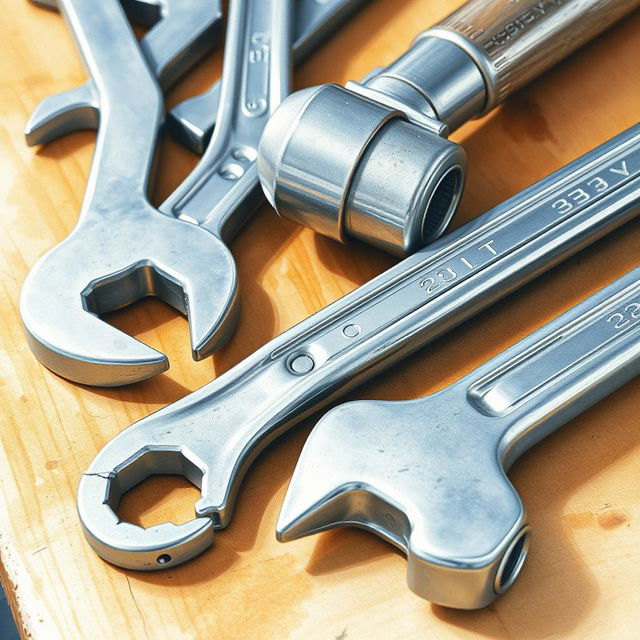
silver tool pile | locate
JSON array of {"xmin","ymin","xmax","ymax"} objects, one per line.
[{"xmin": 22, "ymin": 0, "xmax": 640, "ymax": 611}]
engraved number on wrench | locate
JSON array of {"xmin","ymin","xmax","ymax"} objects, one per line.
[
  {"xmin": 607, "ymin": 302, "xmax": 640, "ymax": 329},
  {"xmin": 552, "ymin": 160, "xmax": 631, "ymax": 215}
]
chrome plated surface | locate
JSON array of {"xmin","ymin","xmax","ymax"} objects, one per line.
[
  {"xmin": 78, "ymin": 125, "xmax": 640, "ymax": 568},
  {"xmin": 21, "ymin": 0, "xmax": 293, "ymax": 386},
  {"xmin": 168, "ymin": 0, "xmax": 368, "ymax": 154},
  {"xmin": 258, "ymin": 0, "xmax": 638, "ymax": 255},
  {"xmin": 278, "ymin": 267, "xmax": 640, "ymax": 609},
  {"xmin": 25, "ymin": 0, "xmax": 223, "ymax": 145}
]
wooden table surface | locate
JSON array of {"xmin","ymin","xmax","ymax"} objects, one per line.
[{"xmin": 1, "ymin": 1, "xmax": 639, "ymax": 638}]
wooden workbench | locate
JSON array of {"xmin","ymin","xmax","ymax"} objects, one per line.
[{"xmin": 1, "ymin": 1, "xmax": 639, "ymax": 638}]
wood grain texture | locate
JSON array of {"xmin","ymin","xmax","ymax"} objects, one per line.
[{"xmin": 1, "ymin": 0, "xmax": 639, "ymax": 638}]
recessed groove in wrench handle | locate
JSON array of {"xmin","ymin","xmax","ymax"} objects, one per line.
[
  {"xmin": 467, "ymin": 269, "xmax": 640, "ymax": 465},
  {"xmin": 161, "ymin": 0, "xmax": 292, "ymax": 238}
]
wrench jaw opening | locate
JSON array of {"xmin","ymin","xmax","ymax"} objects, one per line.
[
  {"xmin": 20, "ymin": 209, "xmax": 240, "ymax": 386},
  {"xmin": 277, "ymin": 398, "xmax": 530, "ymax": 609},
  {"xmin": 78, "ymin": 447, "xmax": 215, "ymax": 571},
  {"xmin": 25, "ymin": 84, "xmax": 100, "ymax": 147},
  {"xmin": 76, "ymin": 390, "xmax": 255, "ymax": 570}
]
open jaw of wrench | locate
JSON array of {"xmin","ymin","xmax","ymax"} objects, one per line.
[
  {"xmin": 168, "ymin": 0, "xmax": 368, "ymax": 154},
  {"xmin": 77, "ymin": 125, "xmax": 640, "ymax": 569},
  {"xmin": 21, "ymin": 0, "xmax": 293, "ymax": 386},
  {"xmin": 25, "ymin": 0, "xmax": 222, "ymax": 146},
  {"xmin": 20, "ymin": 0, "xmax": 241, "ymax": 387},
  {"xmin": 277, "ymin": 268, "xmax": 640, "ymax": 610}
]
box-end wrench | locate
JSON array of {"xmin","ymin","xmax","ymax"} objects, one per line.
[
  {"xmin": 25, "ymin": 0, "xmax": 223, "ymax": 146},
  {"xmin": 258, "ymin": 0, "xmax": 640, "ymax": 256},
  {"xmin": 77, "ymin": 125, "xmax": 640, "ymax": 569},
  {"xmin": 21, "ymin": 0, "xmax": 293, "ymax": 387},
  {"xmin": 277, "ymin": 267, "xmax": 640, "ymax": 609},
  {"xmin": 168, "ymin": 0, "xmax": 369, "ymax": 154}
]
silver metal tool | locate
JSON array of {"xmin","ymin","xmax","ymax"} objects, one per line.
[
  {"xmin": 258, "ymin": 0, "xmax": 639, "ymax": 256},
  {"xmin": 277, "ymin": 267, "xmax": 640, "ymax": 609},
  {"xmin": 26, "ymin": 0, "xmax": 222, "ymax": 145},
  {"xmin": 168, "ymin": 0, "xmax": 368, "ymax": 154},
  {"xmin": 21, "ymin": 0, "xmax": 293, "ymax": 386},
  {"xmin": 77, "ymin": 124, "xmax": 640, "ymax": 569}
]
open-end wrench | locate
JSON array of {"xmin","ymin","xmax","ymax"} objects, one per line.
[
  {"xmin": 21, "ymin": 0, "xmax": 293, "ymax": 387},
  {"xmin": 258, "ymin": 0, "xmax": 640, "ymax": 256},
  {"xmin": 25, "ymin": 0, "xmax": 223, "ymax": 146},
  {"xmin": 168, "ymin": 0, "xmax": 368, "ymax": 154},
  {"xmin": 277, "ymin": 267, "xmax": 640, "ymax": 609},
  {"xmin": 77, "ymin": 124, "xmax": 640, "ymax": 569}
]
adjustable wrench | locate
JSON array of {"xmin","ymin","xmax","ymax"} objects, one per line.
[
  {"xmin": 21, "ymin": 0, "xmax": 293, "ymax": 386},
  {"xmin": 258, "ymin": 0, "xmax": 640, "ymax": 255},
  {"xmin": 168, "ymin": 0, "xmax": 369, "ymax": 154},
  {"xmin": 77, "ymin": 124, "xmax": 640, "ymax": 569},
  {"xmin": 277, "ymin": 267, "xmax": 640, "ymax": 609},
  {"xmin": 25, "ymin": 0, "xmax": 223, "ymax": 145}
]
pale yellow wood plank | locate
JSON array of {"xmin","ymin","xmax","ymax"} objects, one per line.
[{"xmin": 0, "ymin": 0, "xmax": 639, "ymax": 638}]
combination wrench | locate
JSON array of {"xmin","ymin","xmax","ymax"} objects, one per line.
[
  {"xmin": 26, "ymin": 0, "xmax": 223, "ymax": 146},
  {"xmin": 277, "ymin": 267, "xmax": 640, "ymax": 609},
  {"xmin": 258, "ymin": 0, "xmax": 640, "ymax": 255},
  {"xmin": 21, "ymin": 0, "xmax": 293, "ymax": 386},
  {"xmin": 168, "ymin": 0, "xmax": 369, "ymax": 154},
  {"xmin": 77, "ymin": 124, "xmax": 640, "ymax": 569}
]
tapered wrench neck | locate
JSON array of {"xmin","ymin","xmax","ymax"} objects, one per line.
[
  {"xmin": 160, "ymin": 0, "xmax": 293, "ymax": 242},
  {"xmin": 61, "ymin": 0, "xmax": 162, "ymax": 216}
]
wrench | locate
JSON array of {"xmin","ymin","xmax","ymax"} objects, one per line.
[
  {"xmin": 258, "ymin": 0, "xmax": 640, "ymax": 256},
  {"xmin": 277, "ymin": 267, "xmax": 640, "ymax": 609},
  {"xmin": 168, "ymin": 0, "xmax": 369, "ymax": 154},
  {"xmin": 77, "ymin": 124, "xmax": 640, "ymax": 569},
  {"xmin": 25, "ymin": 0, "xmax": 223, "ymax": 146},
  {"xmin": 21, "ymin": 0, "xmax": 293, "ymax": 386}
]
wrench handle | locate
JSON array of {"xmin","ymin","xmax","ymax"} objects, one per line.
[
  {"xmin": 466, "ymin": 267, "xmax": 640, "ymax": 467},
  {"xmin": 433, "ymin": 0, "xmax": 636, "ymax": 108},
  {"xmin": 369, "ymin": 0, "xmax": 639, "ymax": 129}
]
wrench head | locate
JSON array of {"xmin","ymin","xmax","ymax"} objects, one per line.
[
  {"xmin": 277, "ymin": 396, "xmax": 530, "ymax": 609},
  {"xmin": 21, "ymin": 207, "xmax": 238, "ymax": 386}
]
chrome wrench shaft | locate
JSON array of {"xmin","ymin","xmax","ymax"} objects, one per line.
[
  {"xmin": 278, "ymin": 267, "xmax": 640, "ymax": 609},
  {"xmin": 21, "ymin": 0, "xmax": 294, "ymax": 386},
  {"xmin": 25, "ymin": 0, "xmax": 223, "ymax": 146},
  {"xmin": 168, "ymin": 0, "xmax": 368, "ymax": 153},
  {"xmin": 78, "ymin": 124, "xmax": 640, "ymax": 569}
]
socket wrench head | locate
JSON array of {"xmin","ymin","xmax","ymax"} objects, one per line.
[{"xmin": 258, "ymin": 83, "xmax": 465, "ymax": 256}]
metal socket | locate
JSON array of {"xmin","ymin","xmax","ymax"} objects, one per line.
[{"xmin": 258, "ymin": 83, "xmax": 465, "ymax": 256}]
